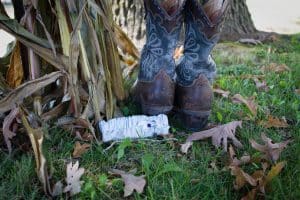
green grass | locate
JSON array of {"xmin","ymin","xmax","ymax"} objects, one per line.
[{"xmin": 1, "ymin": 35, "xmax": 300, "ymax": 199}]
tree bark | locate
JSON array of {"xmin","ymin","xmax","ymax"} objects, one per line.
[
  {"xmin": 220, "ymin": 0, "xmax": 257, "ymax": 41},
  {"xmin": 112, "ymin": 0, "xmax": 146, "ymax": 50}
]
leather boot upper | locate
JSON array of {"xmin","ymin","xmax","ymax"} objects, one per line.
[
  {"xmin": 135, "ymin": 0, "xmax": 186, "ymax": 115},
  {"xmin": 139, "ymin": 0, "xmax": 186, "ymax": 82}
]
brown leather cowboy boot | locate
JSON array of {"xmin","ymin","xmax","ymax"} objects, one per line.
[
  {"xmin": 175, "ymin": 0, "xmax": 228, "ymax": 130},
  {"xmin": 134, "ymin": 0, "xmax": 186, "ymax": 115}
]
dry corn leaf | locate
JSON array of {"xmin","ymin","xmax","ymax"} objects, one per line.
[
  {"xmin": 232, "ymin": 94, "xmax": 258, "ymax": 116},
  {"xmin": 113, "ymin": 22, "xmax": 140, "ymax": 60},
  {"xmin": 250, "ymin": 133, "xmax": 291, "ymax": 162},
  {"xmin": 213, "ymin": 88, "xmax": 230, "ymax": 98},
  {"xmin": 261, "ymin": 63, "xmax": 291, "ymax": 73},
  {"xmin": 0, "ymin": 71, "xmax": 63, "ymax": 113},
  {"xmin": 72, "ymin": 141, "xmax": 90, "ymax": 158},
  {"xmin": 181, "ymin": 121, "xmax": 243, "ymax": 153},
  {"xmin": 21, "ymin": 111, "xmax": 52, "ymax": 196},
  {"xmin": 111, "ymin": 169, "xmax": 146, "ymax": 197},
  {"xmin": 3, "ymin": 107, "xmax": 19, "ymax": 154},
  {"xmin": 6, "ymin": 41, "xmax": 24, "ymax": 88},
  {"xmin": 64, "ymin": 161, "xmax": 85, "ymax": 196},
  {"xmin": 259, "ymin": 115, "xmax": 289, "ymax": 128}
]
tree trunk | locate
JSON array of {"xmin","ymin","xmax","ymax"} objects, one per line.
[
  {"xmin": 112, "ymin": 0, "xmax": 146, "ymax": 50},
  {"xmin": 220, "ymin": 0, "xmax": 257, "ymax": 41},
  {"xmin": 112, "ymin": 0, "xmax": 263, "ymax": 44}
]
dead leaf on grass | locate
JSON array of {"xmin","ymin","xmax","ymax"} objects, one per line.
[
  {"xmin": 213, "ymin": 88, "xmax": 230, "ymax": 98},
  {"xmin": 252, "ymin": 77, "xmax": 269, "ymax": 92},
  {"xmin": 250, "ymin": 133, "xmax": 291, "ymax": 162},
  {"xmin": 295, "ymin": 89, "xmax": 300, "ymax": 95},
  {"xmin": 265, "ymin": 161, "xmax": 286, "ymax": 183},
  {"xmin": 259, "ymin": 115, "xmax": 289, "ymax": 128},
  {"xmin": 63, "ymin": 161, "xmax": 85, "ymax": 196},
  {"xmin": 111, "ymin": 169, "xmax": 146, "ymax": 197},
  {"xmin": 241, "ymin": 189, "xmax": 257, "ymax": 200},
  {"xmin": 181, "ymin": 121, "xmax": 243, "ymax": 153},
  {"xmin": 229, "ymin": 145, "xmax": 251, "ymax": 167},
  {"xmin": 231, "ymin": 161, "xmax": 286, "ymax": 198},
  {"xmin": 230, "ymin": 166, "xmax": 257, "ymax": 190},
  {"xmin": 261, "ymin": 63, "xmax": 291, "ymax": 73},
  {"xmin": 72, "ymin": 142, "xmax": 90, "ymax": 158},
  {"xmin": 232, "ymin": 94, "xmax": 258, "ymax": 116},
  {"xmin": 3, "ymin": 107, "xmax": 19, "ymax": 154}
]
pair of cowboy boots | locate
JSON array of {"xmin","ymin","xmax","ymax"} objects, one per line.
[{"xmin": 135, "ymin": 0, "xmax": 228, "ymax": 131}]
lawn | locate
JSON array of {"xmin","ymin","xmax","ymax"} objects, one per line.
[{"xmin": 0, "ymin": 35, "xmax": 299, "ymax": 199}]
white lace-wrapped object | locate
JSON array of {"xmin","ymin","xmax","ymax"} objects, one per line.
[{"xmin": 99, "ymin": 114, "xmax": 170, "ymax": 142}]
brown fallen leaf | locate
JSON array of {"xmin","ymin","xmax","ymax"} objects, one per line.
[
  {"xmin": 253, "ymin": 162, "xmax": 286, "ymax": 194},
  {"xmin": 232, "ymin": 94, "xmax": 258, "ymax": 116},
  {"xmin": 261, "ymin": 63, "xmax": 291, "ymax": 73},
  {"xmin": 6, "ymin": 41, "xmax": 24, "ymax": 88},
  {"xmin": 295, "ymin": 89, "xmax": 300, "ymax": 95},
  {"xmin": 252, "ymin": 77, "xmax": 269, "ymax": 92},
  {"xmin": 229, "ymin": 166, "xmax": 257, "ymax": 190},
  {"xmin": 241, "ymin": 189, "xmax": 257, "ymax": 200},
  {"xmin": 181, "ymin": 121, "xmax": 243, "ymax": 153},
  {"xmin": 250, "ymin": 133, "xmax": 291, "ymax": 162},
  {"xmin": 229, "ymin": 145, "xmax": 251, "ymax": 167},
  {"xmin": 232, "ymin": 161, "xmax": 286, "ymax": 198},
  {"xmin": 111, "ymin": 169, "xmax": 146, "ymax": 197},
  {"xmin": 213, "ymin": 88, "xmax": 230, "ymax": 98},
  {"xmin": 72, "ymin": 142, "xmax": 90, "ymax": 158},
  {"xmin": 265, "ymin": 161, "xmax": 286, "ymax": 183},
  {"xmin": 3, "ymin": 107, "xmax": 19, "ymax": 154},
  {"xmin": 259, "ymin": 115, "xmax": 289, "ymax": 128},
  {"xmin": 63, "ymin": 161, "xmax": 85, "ymax": 196}
]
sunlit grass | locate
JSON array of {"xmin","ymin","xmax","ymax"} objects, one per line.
[{"xmin": 1, "ymin": 37, "xmax": 299, "ymax": 199}]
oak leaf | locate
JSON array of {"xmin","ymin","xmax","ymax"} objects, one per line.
[
  {"xmin": 259, "ymin": 115, "xmax": 289, "ymax": 128},
  {"xmin": 181, "ymin": 121, "xmax": 243, "ymax": 153},
  {"xmin": 72, "ymin": 142, "xmax": 90, "ymax": 158},
  {"xmin": 229, "ymin": 166, "xmax": 257, "ymax": 190},
  {"xmin": 111, "ymin": 169, "xmax": 146, "ymax": 197},
  {"xmin": 250, "ymin": 133, "xmax": 291, "ymax": 162},
  {"xmin": 232, "ymin": 94, "xmax": 258, "ymax": 116},
  {"xmin": 64, "ymin": 161, "xmax": 85, "ymax": 196}
]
